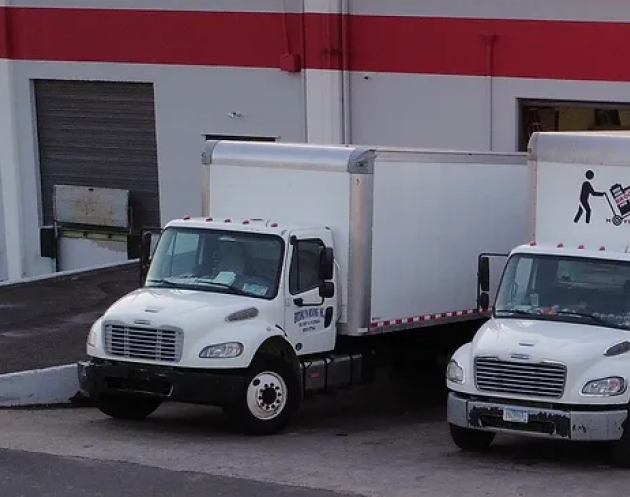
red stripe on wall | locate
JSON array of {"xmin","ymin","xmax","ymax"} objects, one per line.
[
  {"xmin": 0, "ymin": 7, "xmax": 9, "ymax": 59},
  {"xmin": 349, "ymin": 15, "xmax": 630, "ymax": 81},
  {"xmin": 2, "ymin": 7, "xmax": 630, "ymax": 82},
  {"xmin": 6, "ymin": 8, "xmax": 295, "ymax": 67}
]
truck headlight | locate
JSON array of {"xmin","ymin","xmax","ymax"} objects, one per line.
[
  {"xmin": 446, "ymin": 360, "xmax": 465, "ymax": 384},
  {"xmin": 199, "ymin": 342, "xmax": 244, "ymax": 359},
  {"xmin": 581, "ymin": 376, "xmax": 626, "ymax": 396},
  {"xmin": 87, "ymin": 319, "xmax": 102, "ymax": 348}
]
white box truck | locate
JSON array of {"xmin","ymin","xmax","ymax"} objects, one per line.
[
  {"xmin": 447, "ymin": 130, "xmax": 630, "ymax": 467},
  {"xmin": 78, "ymin": 140, "xmax": 529, "ymax": 434}
]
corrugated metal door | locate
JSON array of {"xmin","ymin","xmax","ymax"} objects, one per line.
[{"xmin": 33, "ymin": 80, "xmax": 160, "ymax": 229}]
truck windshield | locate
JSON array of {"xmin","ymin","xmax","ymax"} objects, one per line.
[
  {"xmin": 494, "ymin": 253, "xmax": 630, "ymax": 330},
  {"xmin": 145, "ymin": 227, "xmax": 285, "ymax": 300}
]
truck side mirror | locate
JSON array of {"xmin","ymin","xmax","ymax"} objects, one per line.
[
  {"xmin": 478, "ymin": 292, "xmax": 490, "ymax": 311},
  {"xmin": 319, "ymin": 281, "xmax": 335, "ymax": 299},
  {"xmin": 139, "ymin": 228, "xmax": 162, "ymax": 285},
  {"xmin": 319, "ymin": 247, "xmax": 334, "ymax": 281},
  {"xmin": 478, "ymin": 256, "xmax": 490, "ymax": 293}
]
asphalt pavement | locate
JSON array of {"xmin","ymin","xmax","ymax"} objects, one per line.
[
  {"xmin": 0, "ymin": 263, "xmax": 139, "ymax": 374},
  {"xmin": 0, "ymin": 394, "xmax": 629, "ymax": 497},
  {"xmin": 2, "ymin": 260, "xmax": 630, "ymax": 496},
  {"xmin": 0, "ymin": 447, "xmax": 354, "ymax": 497}
]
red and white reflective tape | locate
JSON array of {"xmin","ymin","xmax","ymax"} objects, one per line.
[{"xmin": 370, "ymin": 308, "xmax": 485, "ymax": 329}]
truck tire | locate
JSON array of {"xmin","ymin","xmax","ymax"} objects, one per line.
[
  {"xmin": 95, "ymin": 393, "xmax": 162, "ymax": 420},
  {"xmin": 449, "ymin": 423, "xmax": 495, "ymax": 451},
  {"xmin": 225, "ymin": 357, "xmax": 301, "ymax": 436}
]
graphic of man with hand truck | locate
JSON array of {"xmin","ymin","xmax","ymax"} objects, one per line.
[{"xmin": 574, "ymin": 170, "xmax": 605, "ymax": 224}]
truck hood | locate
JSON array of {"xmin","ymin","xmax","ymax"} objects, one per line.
[
  {"xmin": 101, "ymin": 287, "xmax": 275, "ymax": 329},
  {"xmin": 473, "ymin": 318, "xmax": 630, "ymax": 364}
]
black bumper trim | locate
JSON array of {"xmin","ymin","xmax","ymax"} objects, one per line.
[{"xmin": 77, "ymin": 359, "xmax": 246, "ymax": 407}]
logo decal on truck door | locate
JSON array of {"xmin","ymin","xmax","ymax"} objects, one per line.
[
  {"xmin": 294, "ymin": 308, "xmax": 325, "ymax": 333},
  {"xmin": 573, "ymin": 170, "xmax": 630, "ymax": 227}
]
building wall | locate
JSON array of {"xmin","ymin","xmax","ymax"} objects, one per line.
[
  {"xmin": 11, "ymin": 62, "xmax": 305, "ymax": 278},
  {"xmin": 345, "ymin": 0, "xmax": 630, "ymax": 148},
  {"xmin": 2, "ymin": 0, "xmax": 630, "ymax": 279},
  {"xmin": 0, "ymin": 175, "xmax": 6, "ymax": 282}
]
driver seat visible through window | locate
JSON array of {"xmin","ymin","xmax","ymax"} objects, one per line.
[{"xmin": 216, "ymin": 241, "xmax": 247, "ymax": 276}]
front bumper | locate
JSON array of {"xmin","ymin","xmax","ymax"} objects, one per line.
[
  {"xmin": 447, "ymin": 392, "xmax": 628, "ymax": 441},
  {"xmin": 78, "ymin": 358, "xmax": 246, "ymax": 407}
]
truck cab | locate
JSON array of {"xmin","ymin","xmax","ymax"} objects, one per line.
[
  {"xmin": 79, "ymin": 217, "xmax": 338, "ymax": 435},
  {"xmin": 140, "ymin": 218, "xmax": 338, "ymax": 360},
  {"xmin": 446, "ymin": 130, "xmax": 630, "ymax": 467}
]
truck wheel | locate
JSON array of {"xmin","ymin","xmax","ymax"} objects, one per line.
[
  {"xmin": 225, "ymin": 357, "xmax": 301, "ymax": 436},
  {"xmin": 95, "ymin": 393, "xmax": 162, "ymax": 420},
  {"xmin": 449, "ymin": 423, "xmax": 495, "ymax": 451}
]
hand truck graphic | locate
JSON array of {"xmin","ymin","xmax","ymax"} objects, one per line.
[{"xmin": 606, "ymin": 183, "xmax": 630, "ymax": 226}]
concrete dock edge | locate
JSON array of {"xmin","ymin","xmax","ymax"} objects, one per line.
[{"xmin": 0, "ymin": 364, "xmax": 86, "ymax": 408}]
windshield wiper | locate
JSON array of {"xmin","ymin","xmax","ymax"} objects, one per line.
[
  {"xmin": 146, "ymin": 278, "xmax": 181, "ymax": 287},
  {"xmin": 495, "ymin": 309, "xmax": 538, "ymax": 317},
  {"xmin": 496, "ymin": 308, "xmax": 628, "ymax": 329},
  {"xmin": 553, "ymin": 309, "xmax": 613, "ymax": 326},
  {"xmin": 193, "ymin": 279, "xmax": 250, "ymax": 296}
]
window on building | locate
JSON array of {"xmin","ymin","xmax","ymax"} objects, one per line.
[{"xmin": 518, "ymin": 99, "xmax": 630, "ymax": 151}]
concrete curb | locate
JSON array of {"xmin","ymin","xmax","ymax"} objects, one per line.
[
  {"xmin": 0, "ymin": 260, "xmax": 139, "ymax": 289},
  {"xmin": 0, "ymin": 364, "xmax": 88, "ymax": 408}
]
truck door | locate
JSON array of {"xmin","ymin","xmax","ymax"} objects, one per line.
[{"xmin": 284, "ymin": 231, "xmax": 337, "ymax": 356}]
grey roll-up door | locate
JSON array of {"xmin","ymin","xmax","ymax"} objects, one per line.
[{"xmin": 34, "ymin": 80, "xmax": 160, "ymax": 229}]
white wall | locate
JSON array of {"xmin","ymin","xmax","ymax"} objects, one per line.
[
  {"xmin": 349, "ymin": 72, "xmax": 630, "ymax": 152},
  {"xmin": 12, "ymin": 61, "xmax": 305, "ymax": 278},
  {"xmin": 8, "ymin": 0, "xmax": 302, "ymax": 12},
  {"xmin": 350, "ymin": 0, "xmax": 630, "ymax": 21},
  {"xmin": 0, "ymin": 175, "xmax": 6, "ymax": 282},
  {"xmin": 11, "ymin": 0, "xmax": 630, "ymax": 19},
  {"xmin": 349, "ymin": 73, "xmax": 488, "ymax": 150},
  {"xmin": 0, "ymin": 56, "xmax": 25, "ymax": 281}
]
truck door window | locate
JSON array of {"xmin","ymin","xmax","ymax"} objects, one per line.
[
  {"xmin": 289, "ymin": 240, "xmax": 323, "ymax": 295},
  {"xmin": 512, "ymin": 257, "xmax": 534, "ymax": 303}
]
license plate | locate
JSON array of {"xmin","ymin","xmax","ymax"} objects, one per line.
[{"xmin": 502, "ymin": 407, "xmax": 529, "ymax": 424}]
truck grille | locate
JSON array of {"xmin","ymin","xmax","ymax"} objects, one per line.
[
  {"xmin": 474, "ymin": 357, "xmax": 566, "ymax": 398},
  {"xmin": 104, "ymin": 324, "xmax": 184, "ymax": 363}
]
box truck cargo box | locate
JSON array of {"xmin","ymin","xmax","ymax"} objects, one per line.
[{"xmin": 202, "ymin": 142, "xmax": 530, "ymax": 335}]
